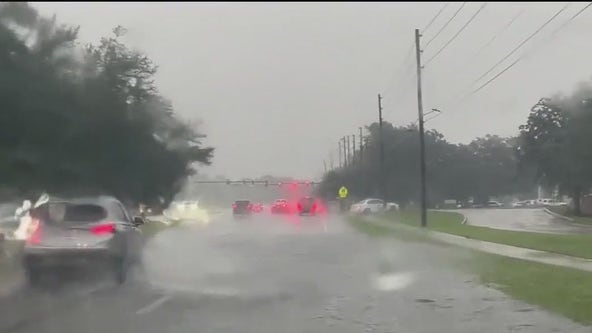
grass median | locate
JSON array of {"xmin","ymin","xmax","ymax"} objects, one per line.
[
  {"xmin": 472, "ymin": 251, "xmax": 592, "ymax": 325},
  {"xmin": 390, "ymin": 210, "xmax": 592, "ymax": 259},
  {"xmin": 350, "ymin": 213, "xmax": 592, "ymax": 325}
]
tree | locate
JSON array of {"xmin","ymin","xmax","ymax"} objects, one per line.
[
  {"xmin": 0, "ymin": 4, "xmax": 214, "ymax": 206},
  {"xmin": 316, "ymin": 121, "xmax": 534, "ymax": 207},
  {"xmin": 518, "ymin": 91, "xmax": 592, "ymax": 215}
]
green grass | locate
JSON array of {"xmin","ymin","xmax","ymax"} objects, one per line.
[
  {"xmin": 347, "ymin": 215, "xmax": 456, "ymax": 247},
  {"xmin": 389, "ymin": 210, "xmax": 592, "ymax": 259},
  {"xmin": 546, "ymin": 205, "xmax": 592, "ymax": 225},
  {"xmin": 350, "ymin": 213, "xmax": 592, "ymax": 325},
  {"xmin": 347, "ymin": 216, "xmax": 395, "ymax": 237},
  {"xmin": 471, "ymin": 251, "xmax": 592, "ymax": 325}
]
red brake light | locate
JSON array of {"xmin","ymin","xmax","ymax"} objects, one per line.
[
  {"xmin": 90, "ymin": 223, "xmax": 115, "ymax": 235},
  {"xmin": 26, "ymin": 219, "xmax": 41, "ymax": 245},
  {"xmin": 297, "ymin": 203, "xmax": 302, "ymax": 211}
]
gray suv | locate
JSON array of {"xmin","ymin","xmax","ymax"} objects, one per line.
[{"xmin": 22, "ymin": 195, "xmax": 145, "ymax": 286}]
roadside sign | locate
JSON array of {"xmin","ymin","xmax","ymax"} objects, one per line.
[{"xmin": 338, "ymin": 186, "xmax": 348, "ymax": 199}]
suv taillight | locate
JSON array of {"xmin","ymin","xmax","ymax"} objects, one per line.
[
  {"xmin": 90, "ymin": 223, "xmax": 115, "ymax": 235},
  {"xmin": 26, "ymin": 219, "xmax": 41, "ymax": 245}
]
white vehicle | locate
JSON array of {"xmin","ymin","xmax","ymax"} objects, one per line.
[
  {"xmin": 537, "ymin": 198, "xmax": 567, "ymax": 207},
  {"xmin": 487, "ymin": 201, "xmax": 503, "ymax": 208},
  {"xmin": 173, "ymin": 201, "xmax": 199, "ymax": 211},
  {"xmin": 350, "ymin": 198, "xmax": 399, "ymax": 215},
  {"xmin": 512, "ymin": 200, "xmax": 530, "ymax": 208}
]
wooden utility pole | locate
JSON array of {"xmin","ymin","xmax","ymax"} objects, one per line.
[
  {"xmin": 378, "ymin": 93, "xmax": 386, "ymax": 207},
  {"xmin": 352, "ymin": 134, "xmax": 356, "ymax": 164},
  {"xmin": 346, "ymin": 135, "xmax": 351, "ymax": 167},
  {"xmin": 342, "ymin": 137, "xmax": 347, "ymax": 167},
  {"xmin": 359, "ymin": 127, "xmax": 363, "ymax": 163},
  {"xmin": 338, "ymin": 140, "xmax": 342, "ymax": 168},
  {"xmin": 415, "ymin": 28, "xmax": 427, "ymax": 228}
]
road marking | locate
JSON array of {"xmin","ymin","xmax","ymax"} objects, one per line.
[{"xmin": 136, "ymin": 294, "xmax": 172, "ymax": 315}]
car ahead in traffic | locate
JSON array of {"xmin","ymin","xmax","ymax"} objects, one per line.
[
  {"xmin": 271, "ymin": 199, "xmax": 290, "ymax": 214},
  {"xmin": 232, "ymin": 200, "xmax": 253, "ymax": 217},
  {"xmin": 251, "ymin": 203, "xmax": 264, "ymax": 213},
  {"xmin": 22, "ymin": 195, "xmax": 145, "ymax": 286},
  {"xmin": 350, "ymin": 198, "xmax": 399, "ymax": 215},
  {"xmin": 297, "ymin": 197, "xmax": 318, "ymax": 216}
]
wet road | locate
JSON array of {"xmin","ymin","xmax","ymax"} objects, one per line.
[
  {"xmin": 0, "ymin": 212, "xmax": 587, "ymax": 332},
  {"xmin": 458, "ymin": 208, "xmax": 592, "ymax": 234}
]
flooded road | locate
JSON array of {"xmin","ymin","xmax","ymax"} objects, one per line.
[
  {"xmin": 458, "ymin": 208, "xmax": 592, "ymax": 234},
  {"xmin": 0, "ymin": 211, "xmax": 587, "ymax": 332}
]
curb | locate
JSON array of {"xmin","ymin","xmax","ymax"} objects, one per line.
[
  {"xmin": 359, "ymin": 216, "xmax": 592, "ymax": 273},
  {"xmin": 429, "ymin": 209, "xmax": 468, "ymax": 225},
  {"xmin": 543, "ymin": 208, "xmax": 575, "ymax": 222}
]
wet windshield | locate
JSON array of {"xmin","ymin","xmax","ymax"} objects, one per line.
[{"xmin": 2, "ymin": 2, "xmax": 592, "ymax": 333}]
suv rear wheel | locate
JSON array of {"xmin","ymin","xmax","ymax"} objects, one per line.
[{"xmin": 112, "ymin": 258, "xmax": 128, "ymax": 285}]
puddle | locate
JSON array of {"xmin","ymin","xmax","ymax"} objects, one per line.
[{"xmin": 372, "ymin": 272, "xmax": 415, "ymax": 291}]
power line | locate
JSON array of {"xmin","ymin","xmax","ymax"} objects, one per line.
[
  {"xmin": 434, "ymin": 7, "xmax": 524, "ymax": 104},
  {"xmin": 467, "ymin": 3, "xmax": 571, "ymax": 89},
  {"xmin": 422, "ymin": 3, "xmax": 450, "ymax": 34},
  {"xmin": 470, "ymin": 8, "xmax": 524, "ymax": 61},
  {"xmin": 424, "ymin": 2, "xmax": 467, "ymax": 48},
  {"xmin": 380, "ymin": 3, "xmax": 454, "ymax": 98},
  {"xmin": 381, "ymin": 41, "xmax": 415, "ymax": 96},
  {"xmin": 467, "ymin": 2, "xmax": 592, "ymax": 97},
  {"xmin": 424, "ymin": 2, "xmax": 488, "ymax": 67}
]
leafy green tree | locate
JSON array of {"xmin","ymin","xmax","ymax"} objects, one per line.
[
  {"xmin": 0, "ymin": 3, "xmax": 213, "ymax": 206},
  {"xmin": 518, "ymin": 91, "xmax": 592, "ymax": 215},
  {"xmin": 317, "ymin": 121, "xmax": 534, "ymax": 207}
]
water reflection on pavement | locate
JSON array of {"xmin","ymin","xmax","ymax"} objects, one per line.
[{"xmin": 0, "ymin": 211, "xmax": 587, "ymax": 333}]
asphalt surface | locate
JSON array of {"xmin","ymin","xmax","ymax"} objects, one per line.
[
  {"xmin": 0, "ymin": 211, "xmax": 587, "ymax": 333},
  {"xmin": 458, "ymin": 208, "xmax": 592, "ymax": 234}
]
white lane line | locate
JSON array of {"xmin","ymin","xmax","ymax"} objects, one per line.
[{"xmin": 136, "ymin": 294, "xmax": 172, "ymax": 315}]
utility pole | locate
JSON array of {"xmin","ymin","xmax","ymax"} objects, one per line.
[
  {"xmin": 378, "ymin": 93, "xmax": 387, "ymax": 207},
  {"xmin": 346, "ymin": 135, "xmax": 351, "ymax": 167},
  {"xmin": 352, "ymin": 134, "xmax": 356, "ymax": 164},
  {"xmin": 338, "ymin": 140, "xmax": 342, "ymax": 168},
  {"xmin": 359, "ymin": 127, "xmax": 364, "ymax": 163},
  {"xmin": 415, "ymin": 28, "xmax": 427, "ymax": 228},
  {"xmin": 342, "ymin": 137, "xmax": 347, "ymax": 168}
]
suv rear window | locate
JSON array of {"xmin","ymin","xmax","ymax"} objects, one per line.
[
  {"xmin": 234, "ymin": 201, "xmax": 250, "ymax": 208},
  {"xmin": 34, "ymin": 203, "xmax": 108, "ymax": 225}
]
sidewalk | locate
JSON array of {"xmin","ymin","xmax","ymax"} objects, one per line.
[{"xmin": 369, "ymin": 218, "xmax": 592, "ymax": 273}]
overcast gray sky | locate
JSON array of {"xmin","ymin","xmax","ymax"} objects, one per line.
[{"xmin": 32, "ymin": 2, "xmax": 592, "ymax": 180}]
